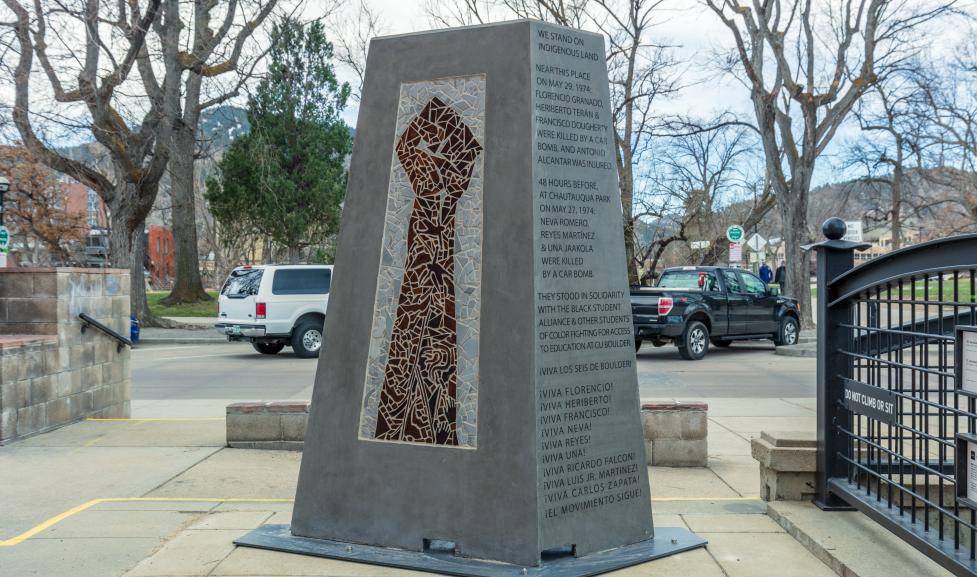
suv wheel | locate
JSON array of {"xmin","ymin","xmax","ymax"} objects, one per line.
[
  {"xmin": 678, "ymin": 321, "xmax": 709, "ymax": 360},
  {"xmin": 252, "ymin": 342, "xmax": 285, "ymax": 355},
  {"xmin": 774, "ymin": 316, "xmax": 800, "ymax": 346},
  {"xmin": 292, "ymin": 319, "xmax": 323, "ymax": 358}
]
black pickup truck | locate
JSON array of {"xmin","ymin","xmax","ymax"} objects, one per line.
[{"xmin": 632, "ymin": 266, "xmax": 801, "ymax": 360}]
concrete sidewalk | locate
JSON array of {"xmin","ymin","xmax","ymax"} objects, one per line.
[
  {"xmin": 138, "ymin": 326, "xmax": 227, "ymax": 345},
  {"xmin": 0, "ymin": 398, "xmax": 948, "ymax": 577}
]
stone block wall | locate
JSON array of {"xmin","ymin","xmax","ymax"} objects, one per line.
[
  {"xmin": 751, "ymin": 430, "xmax": 816, "ymax": 501},
  {"xmin": 640, "ymin": 401, "xmax": 708, "ymax": 467},
  {"xmin": 226, "ymin": 402, "xmax": 308, "ymax": 450},
  {"xmin": 0, "ymin": 268, "xmax": 130, "ymax": 444},
  {"xmin": 228, "ymin": 400, "xmax": 710, "ymax": 468}
]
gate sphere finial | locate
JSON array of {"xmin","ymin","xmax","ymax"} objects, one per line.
[{"xmin": 823, "ymin": 217, "xmax": 847, "ymax": 240}]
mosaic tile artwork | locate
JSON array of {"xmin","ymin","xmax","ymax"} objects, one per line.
[{"xmin": 358, "ymin": 76, "xmax": 485, "ymax": 448}]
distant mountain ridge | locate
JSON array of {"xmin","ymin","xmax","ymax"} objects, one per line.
[{"xmin": 59, "ymin": 105, "xmax": 251, "ymax": 165}]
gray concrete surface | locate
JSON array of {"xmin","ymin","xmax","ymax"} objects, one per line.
[
  {"xmin": 137, "ymin": 326, "xmax": 225, "ymax": 345},
  {"xmin": 129, "ymin": 339, "xmax": 815, "ymax": 419},
  {"xmin": 636, "ymin": 341, "xmax": 815, "ymax": 398},
  {"xmin": 768, "ymin": 500, "xmax": 952, "ymax": 577},
  {"xmin": 0, "ymin": 414, "xmax": 839, "ymax": 577}
]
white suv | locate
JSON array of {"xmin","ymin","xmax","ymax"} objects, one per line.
[{"xmin": 214, "ymin": 264, "xmax": 332, "ymax": 357}]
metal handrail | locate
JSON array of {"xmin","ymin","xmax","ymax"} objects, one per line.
[{"xmin": 78, "ymin": 313, "xmax": 132, "ymax": 351}]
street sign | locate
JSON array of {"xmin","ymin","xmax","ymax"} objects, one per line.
[
  {"xmin": 746, "ymin": 233, "xmax": 767, "ymax": 251},
  {"xmin": 728, "ymin": 242, "xmax": 742, "ymax": 263},
  {"xmin": 843, "ymin": 221, "xmax": 863, "ymax": 243},
  {"xmin": 0, "ymin": 226, "xmax": 9, "ymax": 250},
  {"xmin": 689, "ymin": 240, "xmax": 711, "ymax": 250},
  {"xmin": 726, "ymin": 225, "xmax": 745, "ymax": 243}
]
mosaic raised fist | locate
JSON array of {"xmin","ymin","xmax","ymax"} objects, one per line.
[{"xmin": 374, "ymin": 97, "xmax": 483, "ymax": 446}]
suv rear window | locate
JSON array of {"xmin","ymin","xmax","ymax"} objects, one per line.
[
  {"xmin": 272, "ymin": 269, "xmax": 331, "ymax": 295},
  {"xmin": 658, "ymin": 270, "xmax": 719, "ymax": 292},
  {"xmin": 221, "ymin": 269, "xmax": 263, "ymax": 298}
]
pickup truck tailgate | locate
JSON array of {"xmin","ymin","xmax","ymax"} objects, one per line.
[{"xmin": 631, "ymin": 292, "xmax": 660, "ymax": 324}]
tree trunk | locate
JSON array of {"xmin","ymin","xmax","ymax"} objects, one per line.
[
  {"xmin": 779, "ymin": 181, "xmax": 813, "ymax": 328},
  {"xmin": 623, "ymin": 213, "xmax": 637, "ymax": 285},
  {"xmin": 288, "ymin": 245, "xmax": 302, "ymax": 264},
  {"xmin": 891, "ymin": 155, "xmax": 903, "ymax": 251},
  {"xmin": 108, "ymin": 187, "xmax": 172, "ymax": 327},
  {"xmin": 162, "ymin": 125, "xmax": 211, "ymax": 305}
]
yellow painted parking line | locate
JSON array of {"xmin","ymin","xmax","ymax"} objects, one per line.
[
  {"xmin": 0, "ymin": 499, "xmax": 103, "ymax": 546},
  {"xmin": 0, "ymin": 498, "xmax": 294, "ymax": 547},
  {"xmin": 82, "ymin": 434, "xmax": 105, "ymax": 447},
  {"xmin": 0, "ymin": 496, "xmax": 756, "ymax": 547},
  {"xmin": 86, "ymin": 417, "xmax": 225, "ymax": 422}
]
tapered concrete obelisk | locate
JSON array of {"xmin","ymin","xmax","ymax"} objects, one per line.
[{"xmin": 236, "ymin": 19, "xmax": 705, "ymax": 576}]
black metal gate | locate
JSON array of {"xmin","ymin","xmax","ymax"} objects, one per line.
[{"xmin": 812, "ymin": 219, "xmax": 977, "ymax": 576}]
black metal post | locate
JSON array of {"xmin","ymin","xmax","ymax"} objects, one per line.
[{"xmin": 805, "ymin": 218, "xmax": 869, "ymax": 510}]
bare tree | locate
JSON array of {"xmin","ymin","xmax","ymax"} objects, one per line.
[
  {"xmin": 0, "ymin": 145, "xmax": 87, "ymax": 265},
  {"xmin": 590, "ymin": 0, "xmax": 681, "ymax": 284},
  {"xmin": 848, "ymin": 65, "xmax": 930, "ymax": 250},
  {"xmin": 703, "ymin": 0, "xmax": 956, "ymax": 327},
  {"xmin": 426, "ymin": 0, "xmax": 681, "ymax": 284},
  {"xmin": 912, "ymin": 33, "xmax": 977, "ymax": 232},
  {"xmin": 3, "ymin": 0, "xmax": 179, "ymax": 323},
  {"xmin": 159, "ymin": 0, "xmax": 282, "ymax": 306},
  {"xmin": 327, "ymin": 0, "xmax": 385, "ymax": 101},
  {"xmin": 634, "ymin": 120, "xmax": 764, "ymax": 277}
]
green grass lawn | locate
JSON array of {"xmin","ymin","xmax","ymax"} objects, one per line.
[
  {"xmin": 147, "ymin": 291, "xmax": 219, "ymax": 318},
  {"xmin": 808, "ymin": 280, "xmax": 977, "ymax": 302}
]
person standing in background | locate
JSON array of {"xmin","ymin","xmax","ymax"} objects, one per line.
[
  {"xmin": 759, "ymin": 262, "xmax": 773, "ymax": 284},
  {"xmin": 774, "ymin": 261, "xmax": 787, "ymax": 291}
]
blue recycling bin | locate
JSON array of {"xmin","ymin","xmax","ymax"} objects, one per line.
[{"xmin": 130, "ymin": 316, "xmax": 140, "ymax": 343}]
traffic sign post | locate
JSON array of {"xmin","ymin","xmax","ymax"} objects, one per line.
[
  {"xmin": 0, "ymin": 175, "xmax": 7, "ymax": 268},
  {"xmin": 746, "ymin": 233, "xmax": 767, "ymax": 252},
  {"xmin": 729, "ymin": 242, "xmax": 742, "ymax": 264},
  {"xmin": 843, "ymin": 221, "xmax": 863, "ymax": 243},
  {"xmin": 0, "ymin": 226, "xmax": 8, "ymax": 269},
  {"xmin": 0, "ymin": 226, "xmax": 9, "ymax": 249},
  {"xmin": 726, "ymin": 225, "xmax": 745, "ymax": 243}
]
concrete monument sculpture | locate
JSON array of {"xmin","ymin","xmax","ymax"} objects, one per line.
[{"xmin": 236, "ymin": 19, "xmax": 705, "ymax": 576}]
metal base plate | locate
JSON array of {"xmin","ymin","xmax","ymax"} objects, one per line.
[{"xmin": 235, "ymin": 525, "xmax": 707, "ymax": 577}]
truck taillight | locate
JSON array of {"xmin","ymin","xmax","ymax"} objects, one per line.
[
  {"xmin": 256, "ymin": 302, "xmax": 266, "ymax": 319},
  {"xmin": 658, "ymin": 297, "xmax": 673, "ymax": 316}
]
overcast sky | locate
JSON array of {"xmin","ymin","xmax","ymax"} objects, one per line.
[
  {"xmin": 4, "ymin": 0, "xmax": 971, "ymax": 190},
  {"xmin": 320, "ymin": 0, "xmax": 747, "ymax": 126},
  {"xmin": 311, "ymin": 0, "xmax": 972, "ymax": 188}
]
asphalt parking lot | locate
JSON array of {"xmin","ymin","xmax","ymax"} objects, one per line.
[{"xmin": 132, "ymin": 340, "xmax": 814, "ymax": 416}]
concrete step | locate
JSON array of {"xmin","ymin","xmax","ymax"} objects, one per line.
[
  {"xmin": 137, "ymin": 327, "xmax": 228, "ymax": 346},
  {"xmin": 775, "ymin": 343, "xmax": 817, "ymax": 358},
  {"xmin": 767, "ymin": 501, "xmax": 953, "ymax": 577}
]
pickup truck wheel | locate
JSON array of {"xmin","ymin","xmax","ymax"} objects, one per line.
[
  {"xmin": 635, "ymin": 338, "xmax": 642, "ymax": 352},
  {"xmin": 711, "ymin": 338, "xmax": 732, "ymax": 348},
  {"xmin": 678, "ymin": 321, "xmax": 709, "ymax": 360},
  {"xmin": 252, "ymin": 342, "xmax": 285, "ymax": 355},
  {"xmin": 292, "ymin": 320, "xmax": 324, "ymax": 358},
  {"xmin": 774, "ymin": 316, "xmax": 800, "ymax": 346}
]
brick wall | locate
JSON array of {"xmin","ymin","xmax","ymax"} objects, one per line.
[{"xmin": 0, "ymin": 268, "xmax": 131, "ymax": 444}]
